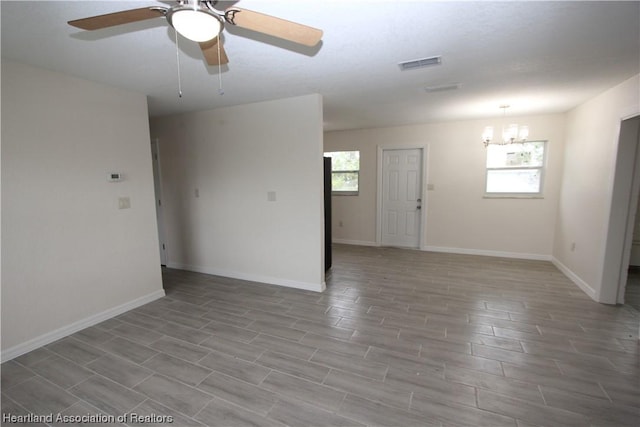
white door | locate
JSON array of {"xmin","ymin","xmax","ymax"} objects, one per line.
[
  {"xmin": 381, "ymin": 148, "xmax": 423, "ymax": 248},
  {"xmin": 151, "ymin": 139, "xmax": 168, "ymax": 266}
]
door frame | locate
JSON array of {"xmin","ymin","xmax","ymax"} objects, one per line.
[
  {"xmin": 151, "ymin": 138, "xmax": 168, "ymax": 266},
  {"xmin": 376, "ymin": 144, "xmax": 429, "ymax": 249},
  {"xmin": 606, "ymin": 115, "xmax": 640, "ymax": 304}
]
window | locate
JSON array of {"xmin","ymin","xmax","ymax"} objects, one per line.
[
  {"xmin": 485, "ymin": 141, "xmax": 546, "ymax": 196},
  {"xmin": 324, "ymin": 151, "xmax": 360, "ymax": 195}
]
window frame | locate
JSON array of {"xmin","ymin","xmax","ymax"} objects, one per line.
[
  {"xmin": 324, "ymin": 151, "xmax": 360, "ymax": 196},
  {"xmin": 484, "ymin": 140, "xmax": 547, "ymax": 198}
]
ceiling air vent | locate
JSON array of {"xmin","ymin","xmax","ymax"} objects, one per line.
[
  {"xmin": 424, "ymin": 82, "xmax": 461, "ymax": 93},
  {"xmin": 398, "ymin": 56, "xmax": 442, "ymax": 71}
]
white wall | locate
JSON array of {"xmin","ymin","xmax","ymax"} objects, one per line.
[
  {"xmin": 324, "ymin": 114, "xmax": 566, "ymax": 259},
  {"xmin": 553, "ymin": 75, "xmax": 640, "ymax": 302},
  {"xmin": 1, "ymin": 62, "xmax": 164, "ymax": 359},
  {"xmin": 149, "ymin": 94, "xmax": 325, "ymax": 292}
]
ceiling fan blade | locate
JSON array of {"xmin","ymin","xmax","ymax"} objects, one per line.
[
  {"xmin": 68, "ymin": 7, "xmax": 165, "ymax": 31},
  {"xmin": 200, "ymin": 38, "xmax": 229, "ymax": 66},
  {"xmin": 226, "ymin": 8, "xmax": 322, "ymax": 46}
]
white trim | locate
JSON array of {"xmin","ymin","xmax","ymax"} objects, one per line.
[
  {"xmin": 167, "ymin": 263, "xmax": 326, "ymax": 293},
  {"xmin": 333, "ymin": 238, "xmax": 378, "ymax": 247},
  {"xmin": 600, "ymin": 104, "xmax": 640, "ymax": 304},
  {"xmin": 1, "ymin": 290, "xmax": 166, "ymax": 362},
  {"xmin": 483, "ymin": 195, "xmax": 544, "ymax": 199},
  {"xmin": 598, "ymin": 115, "xmax": 626, "ymax": 303},
  {"xmin": 151, "ymin": 138, "xmax": 168, "ymax": 266},
  {"xmin": 422, "ymin": 245, "xmax": 551, "ymax": 261},
  {"xmin": 552, "ymin": 257, "xmax": 598, "ymax": 300},
  {"xmin": 616, "ymin": 116, "xmax": 640, "ymax": 304}
]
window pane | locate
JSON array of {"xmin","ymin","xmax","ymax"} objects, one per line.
[
  {"xmin": 486, "ymin": 169, "xmax": 541, "ymax": 193},
  {"xmin": 486, "ymin": 141, "xmax": 545, "ymax": 168},
  {"xmin": 332, "ymin": 172, "xmax": 359, "ymax": 192},
  {"xmin": 324, "ymin": 151, "xmax": 360, "ymax": 171}
]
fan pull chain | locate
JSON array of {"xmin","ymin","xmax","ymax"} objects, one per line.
[
  {"xmin": 217, "ymin": 36, "xmax": 224, "ymax": 96},
  {"xmin": 174, "ymin": 28, "xmax": 183, "ymax": 98}
]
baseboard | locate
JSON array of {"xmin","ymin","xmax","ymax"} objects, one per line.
[
  {"xmin": 551, "ymin": 257, "xmax": 598, "ymax": 300},
  {"xmin": 1, "ymin": 289, "xmax": 166, "ymax": 362},
  {"xmin": 332, "ymin": 239, "xmax": 378, "ymax": 247},
  {"xmin": 166, "ymin": 262, "xmax": 325, "ymax": 293},
  {"xmin": 421, "ymin": 245, "xmax": 552, "ymax": 261}
]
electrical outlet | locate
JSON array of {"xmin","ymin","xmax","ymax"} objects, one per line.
[
  {"xmin": 339, "ymin": 221, "xmax": 344, "ymax": 227},
  {"xmin": 570, "ymin": 242, "xmax": 576, "ymax": 251}
]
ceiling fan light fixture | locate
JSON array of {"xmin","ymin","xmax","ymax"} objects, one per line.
[{"xmin": 167, "ymin": 8, "xmax": 222, "ymax": 42}]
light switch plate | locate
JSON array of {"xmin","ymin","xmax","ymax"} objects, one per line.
[{"xmin": 267, "ymin": 191, "xmax": 277, "ymax": 202}]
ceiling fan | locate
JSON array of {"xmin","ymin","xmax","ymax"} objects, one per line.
[{"xmin": 68, "ymin": 0, "xmax": 323, "ymax": 66}]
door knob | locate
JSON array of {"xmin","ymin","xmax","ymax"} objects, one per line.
[{"xmin": 417, "ymin": 205, "xmax": 422, "ymax": 210}]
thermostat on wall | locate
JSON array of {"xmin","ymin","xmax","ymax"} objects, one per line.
[{"xmin": 108, "ymin": 173, "xmax": 123, "ymax": 182}]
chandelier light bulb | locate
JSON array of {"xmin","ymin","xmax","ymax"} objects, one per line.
[{"xmin": 504, "ymin": 123, "xmax": 519, "ymax": 143}]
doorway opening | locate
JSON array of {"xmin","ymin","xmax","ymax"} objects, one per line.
[
  {"xmin": 151, "ymin": 139, "xmax": 168, "ymax": 266},
  {"xmin": 603, "ymin": 115, "xmax": 640, "ymax": 305},
  {"xmin": 620, "ymin": 116, "xmax": 640, "ymax": 309}
]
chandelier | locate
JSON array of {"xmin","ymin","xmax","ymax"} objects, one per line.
[{"xmin": 482, "ymin": 105, "xmax": 529, "ymax": 147}]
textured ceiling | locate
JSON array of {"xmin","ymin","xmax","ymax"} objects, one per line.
[{"xmin": 2, "ymin": 1, "xmax": 639, "ymax": 131}]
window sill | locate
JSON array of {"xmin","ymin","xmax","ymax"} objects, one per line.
[
  {"xmin": 483, "ymin": 194, "xmax": 544, "ymax": 199},
  {"xmin": 332, "ymin": 192, "xmax": 359, "ymax": 196}
]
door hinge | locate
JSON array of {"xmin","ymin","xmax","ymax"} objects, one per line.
[
  {"xmin": 162, "ymin": 244, "xmax": 165, "ymax": 250},
  {"xmin": 158, "ymin": 199, "xmax": 162, "ymax": 206}
]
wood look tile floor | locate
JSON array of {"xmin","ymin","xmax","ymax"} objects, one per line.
[
  {"xmin": 2, "ymin": 244, "xmax": 639, "ymax": 426},
  {"xmin": 625, "ymin": 268, "xmax": 640, "ymax": 313}
]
